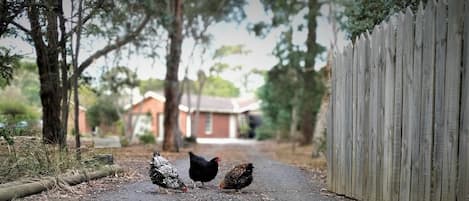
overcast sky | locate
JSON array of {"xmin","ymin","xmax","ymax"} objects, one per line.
[{"xmin": 0, "ymin": 0, "xmax": 346, "ymax": 97}]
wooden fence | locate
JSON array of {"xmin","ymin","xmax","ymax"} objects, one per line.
[{"xmin": 327, "ymin": 1, "xmax": 469, "ymax": 201}]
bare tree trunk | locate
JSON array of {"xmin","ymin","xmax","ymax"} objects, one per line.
[
  {"xmin": 193, "ymin": 77, "xmax": 206, "ymax": 139},
  {"xmin": 300, "ymin": 0, "xmax": 319, "ymax": 146},
  {"xmin": 312, "ymin": 93, "xmax": 329, "ymax": 157},
  {"xmin": 58, "ymin": 0, "xmax": 70, "ymax": 150},
  {"xmin": 290, "ymin": 105, "xmax": 298, "ymax": 152},
  {"xmin": 163, "ymin": 0, "xmax": 183, "ymax": 152},
  {"xmin": 311, "ymin": 0, "xmax": 336, "ymax": 157},
  {"xmin": 185, "ymin": 77, "xmax": 193, "ymax": 137},
  {"xmin": 28, "ymin": 1, "xmax": 64, "ymax": 146},
  {"xmin": 72, "ymin": 0, "xmax": 84, "ymax": 160}
]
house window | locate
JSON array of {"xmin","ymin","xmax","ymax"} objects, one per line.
[{"xmin": 205, "ymin": 113, "xmax": 213, "ymax": 134}]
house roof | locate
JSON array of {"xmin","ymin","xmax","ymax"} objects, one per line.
[{"xmin": 130, "ymin": 91, "xmax": 260, "ymax": 114}]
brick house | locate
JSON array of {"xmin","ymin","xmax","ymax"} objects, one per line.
[
  {"xmin": 68, "ymin": 105, "xmax": 92, "ymax": 135},
  {"xmin": 125, "ymin": 91, "xmax": 259, "ymax": 141}
]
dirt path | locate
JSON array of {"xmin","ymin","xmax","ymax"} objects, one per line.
[{"xmin": 84, "ymin": 143, "xmax": 350, "ymax": 201}]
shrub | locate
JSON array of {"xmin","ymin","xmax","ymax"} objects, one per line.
[
  {"xmin": 138, "ymin": 132, "xmax": 155, "ymax": 144},
  {"xmin": 0, "ymin": 100, "xmax": 40, "ymax": 124},
  {"xmin": 120, "ymin": 137, "xmax": 129, "ymax": 147},
  {"xmin": 184, "ymin": 136, "xmax": 196, "ymax": 143},
  {"xmin": 86, "ymin": 96, "xmax": 120, "ymax": 128},
  {"xmin": 256, "ymin": 125, "xmax": 274, "ymax": 141}
]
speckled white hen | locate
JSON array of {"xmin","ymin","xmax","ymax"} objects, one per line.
[{"xmin": 149, "ymin": 152, "xmax": 187, "ymax": 192}]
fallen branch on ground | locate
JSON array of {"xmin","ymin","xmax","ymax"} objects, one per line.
[{"xmin": 0, "ymin": 165, "xmax": 123, "ymax": 200}]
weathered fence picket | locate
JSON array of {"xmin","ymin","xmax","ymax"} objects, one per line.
[
  {"xmin": 399, "ymin": 8, "xmax": 414, "ymax": 201},
  {"xmin": 432, "ymin": 1, "xmax": 447, "ymax": 200},
  {"xmin": 410, "ymin": 4, "xmax": 423, "ymax": 201},
  {"xmin": 419, "ymin": 2, "xmax": 435, "ymax": 201},
  {"xmin": 391, "ymin": 12, "xmax": 404, "ymax": 201},
  {"xmin": 382, "ymin": 16, "xmax": 396, "ymax": 201},
  {"xmin": 351, "ymin": 35, "xmax": 360, "ymax": 199},
  {"xmin": 327, "ymin": 1, "xmax": 469, "ymax": 200},
  {"xmin": 442, "ymin": 0, "xmax": 464, "ymax": 200},
  {"xmin": 344, "ymin": 44, "xmax": 353, "ymax": 197},
  {"xmin": 458, "ymin": 1, "xmax": 469, "ymax": 201}
]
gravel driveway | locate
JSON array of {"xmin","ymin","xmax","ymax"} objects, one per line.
[{"xmin": 85, "ymin": 143, "xmax": 350, "ymax": 201}]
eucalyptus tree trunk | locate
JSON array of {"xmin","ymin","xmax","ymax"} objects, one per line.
[
  {"xmin": 27, "ymin": 0, "xmax": 65, "ymax": 147},
  {"xmin": 72, "ymin": 0, "xmax": 84, "ymax": 160},
  {"xmin": 300, "ymin": 0, "xmax": 319, "ymax": 146},
  {"xmin": 193, "ymin": 72, "xmax": 206, "ymax": 140},
  {"xmin": 163, "ymin": 0, "xmax": 183, "ymax": 152}
]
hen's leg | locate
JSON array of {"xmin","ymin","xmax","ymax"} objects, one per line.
[{"xmin": 192, "ymin": 181, "xmax": 197, "ymax": 189}]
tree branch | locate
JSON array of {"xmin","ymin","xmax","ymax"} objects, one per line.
[
  {"xmin": 11, "ymin": 21, "xmax": 31, "ymax": 35},
  {"xmin": 68, "ymin": 14, "xmax": 151, "ymax": 84},
  {"xmin": 26, "ymin": 0, "xmax": 46, "ymax": 52},
  {"xmin": 63, "ymin": 0, "xmax": 105, "ymax": 40},
  {"xmin": 64, "ymin": 10, "xmax": 93, "ymax": 39}
]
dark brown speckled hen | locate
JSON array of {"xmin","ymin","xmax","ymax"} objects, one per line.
[{"xmin": 219, "ymin": 163, "xmax": 254, "ymax": 191}]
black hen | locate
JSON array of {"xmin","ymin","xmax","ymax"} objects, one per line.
[
  {"xmin": 188, "ymin": 151, "xmax": 220, "ymax": 188},
  {"xmin": 219, "ymin": 163, "xmax": 254, "ymax": 191}
]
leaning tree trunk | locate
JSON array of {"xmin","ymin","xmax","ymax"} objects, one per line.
[
  {"xmin": 163, "ymin": 0, "xmax": 183, "ymax": 152},
  {"xmin": 311, "ymin": 51, "xmax": 332, "ymax": 157}
]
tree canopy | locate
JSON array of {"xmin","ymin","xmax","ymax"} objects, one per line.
[
  {"xmin": 252, "ymin": 0, "xmax": 325, "ymax": 144},
  {"xmin": 340, "ymin": 0, "xmax": 426, "ymax": 40}
]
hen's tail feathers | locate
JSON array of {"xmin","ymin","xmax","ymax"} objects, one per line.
[{"xmin": 188, "ymin": 151, "xmax": 195, "ymax": 158}]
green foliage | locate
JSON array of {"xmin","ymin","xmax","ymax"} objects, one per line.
[
  {"xmin": 140, "ymin": 76, "xmax": 239, "ymax": 98},
  {"xmin": 101, "ymin": 66, "xmax": 139, "ymax": 94},
  {"xmin": 184, "ymin": 0, "xmax": 247, "ymax": 40},
  {"xmin": 202, "ymin": 76, "xmax": 240, "ymax": 97},
  {"xmin": 86, "ymin": 96, "xmax": 120, "ymax": 128},
  {"xmin": 0, "ymin": 100, "xmax": 40, "ymax": 124},
  {"xmin": 79, "ymin": 85, "xmax": 98, "ymax": 108},
  {"xmin": 139, "ymin": 78, "xmax": 165, "ymax": 94},
  {"xmin": 256, "ymin": 124, "xmax": 275, "ymax": 141},
  {"xmin": 6, "ymin": 61, "xmax": 41, "ymax": 106},
  {"xmin": 251, "ymin": 0, "xmax": 326, "ymax": 143},
  {"xmin": 213, "ymin": 44, "xmax": 251, "ymax": 59},
  {"xmin": 250, "ymin": 0, "xmax": 306, "ymax": 37},
  {"xmin": 184, "ymin": 136, "xmax": 197, "ymax": 143},
  {"xmin": 0, "ymin": 47, "xmax": 20, "ymax": 88},
  {"xmin": 340, "ymin": 0, "xmax": 426, "ymax": 40},
  {"xmin": 257, "ymin": 67, "xmax": 299, "ymax": 133},
  {"xmin": 120, "ymin": 136, "xmax": 129, "ymax": 147},
  {"xmin": 0, "ymin": 127, "xmax": 15, "ymax": 145},
  {"xmin": 209, "ymin": 62, "xmax": 230, "ymax": 75},
  {"xmin": 138, "ymin": 132, "xmax": 155, "ymax": 144}
]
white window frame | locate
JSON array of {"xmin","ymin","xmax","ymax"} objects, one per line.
[{"xmin": 205, "ymin": 112, "xmax": 213, "ymax": 134}]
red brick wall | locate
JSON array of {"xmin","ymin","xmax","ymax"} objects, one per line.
[
  {"xmin": 127, "ymin": 97, "xmax": 188, "ymax": 138},
  {"xmin": 69, "ymin": 108, "xmax": 91, "ymax": 134},
  {"xmin": 196, "ymin": 112, "xmax": 230, "ymax": 138},
  {"xmin": 179, "ymin": 111, "xmax": 187, "ymax": 135}
]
